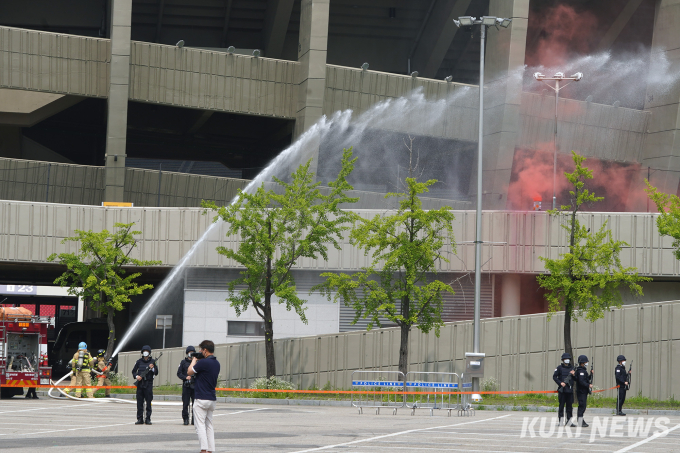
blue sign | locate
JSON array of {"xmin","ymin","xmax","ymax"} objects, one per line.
[
  {"xmin": 405, "ymin": 382, "xmax": 458, "ymax": 389},
  {"xmin": 462, "ymin": 382, "xmax": 472, "ymax": 388},
  {"xmin": 352, "ymin": 381, "xmax": 403, "ymax": 388}
]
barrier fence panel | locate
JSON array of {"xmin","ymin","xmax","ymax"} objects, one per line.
[
  {"xmin": 351, "ymin": 370, "xmax": 405, "ymax": 415},
  {"xmin": 458, "ymin": 375, "xmax": 475, "ymax": 416},
  {"xmin": 405, "ymin": 371, "xmax": 461, "ymax": 416}
]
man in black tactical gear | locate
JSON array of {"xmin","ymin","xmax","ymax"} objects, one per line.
[
  {"xmin": 177, "ymin": 345, "xmax": 196, "ymax": 425},
  {"xmin": 575, "ymin": 355, "xmax": 592, "ymax": 427},
  {"xmin": 615, "ymin": 355, "xmax": 629, "ymax": 416},
  {"xmin": 553, "ymin": 352, "xmax": 576, "ymax": 426},
  {"xmin": 132, "ymin": 345, "xmax": 158, "ymax": 425}
]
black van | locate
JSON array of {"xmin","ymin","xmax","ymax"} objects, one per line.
[{"xmin": 50, "ymin": 320, "xmax": 112, "ymax": 379}]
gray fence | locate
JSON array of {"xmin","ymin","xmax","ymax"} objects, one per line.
[{"xmin": 118, "ymin": 299, "xmax": 680, "ymax": 401}]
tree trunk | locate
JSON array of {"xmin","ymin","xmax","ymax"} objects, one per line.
[
  {"xmin": 105, "ymin": 308, "xmax": 115, "ymax": 361},
  {"xmin": 263, "ymin": 301, "xmax": 276, "ymax": 379},
  {"xmin": 564, "ymin": 300, "xmax": 573, "ymax": 360},
  {"xmin": 398, "ymin": 323, "xmax": 410, "ymax": 379},
  {"xmin": 264, "ymin": 220, "xmax": 276, "ymax": 378}
]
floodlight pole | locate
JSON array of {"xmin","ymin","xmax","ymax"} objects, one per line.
[
  {"xmin": 454, "ymin": 16, "xmax": 511, "ymax": 396},
  {"xmin": 532, "ymin": 72, "xmax": 583, "ymax": 210}
]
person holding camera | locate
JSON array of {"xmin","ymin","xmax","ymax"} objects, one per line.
[
  {"xmin": 188, "ymin": 340, "xmax": 220, "ymax": 453},
  {"xmin": 177, "ymin": 345, "xmax": 196, "ymax": 425}
]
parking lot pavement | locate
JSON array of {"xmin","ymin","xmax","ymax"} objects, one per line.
[{"xmin": 1, "ymin": 398, "xmax": 679, "ymax": 452}]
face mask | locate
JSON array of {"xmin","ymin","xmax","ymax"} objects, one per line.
[
  {"xmin": 142, "ymin": 351, "xmax": 150, "ymax": 357},
  {"xmin": 622, "ymin": 361, "xmax": 626, "ymax": 366},
  {"xmin": 585, "ymin": 363, "xmax": 589, "ymax": 367},
  {"xmin": 564, "ymin": 359, "xmax": 570, "ymax": 364}
]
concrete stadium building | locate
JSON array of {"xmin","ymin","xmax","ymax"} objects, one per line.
[{"xmin": 2, "ymin": 0, "xmax": 680, "ymax": 352}]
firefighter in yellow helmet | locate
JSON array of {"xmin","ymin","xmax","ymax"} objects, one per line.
[
  {"xmin": 94, "ymin": 349, "xmax": 113, "ymax": 397},
  {"xmin": 71, "ymin": 342, "xmax": 94, "ymax": 398}
]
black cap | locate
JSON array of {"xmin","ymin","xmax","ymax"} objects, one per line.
[
  {"xmin": 617, "ymin": 355, "xmax": 626, "ymax": 362},
  {"xmin": 141, "ymin": 345, "xmax": 152, "ymax": 353},
  {"xmin": 186, "ymin": 346, "xmax": 195, "ymax": 354},
  {"xmin": 561, "ymin": 353, "xmax": 572, "ymax": 360},
  {"xmin": 97, "ymin": 349, "xmax": 106, "ymax": 356},
  {"xmin": 578, "ymin": 355, "xmax": 588, "ymax": 364}
]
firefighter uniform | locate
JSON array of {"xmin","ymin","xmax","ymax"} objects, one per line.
[
  {"xmin": 94, "ymin": 350, "xmax": 112, "ymax": 397},
  {"xmin": 72, "ymin": 343, "xmax": 94, "ymax": 398},
  {"xmin": 63, "ymin": 359, "xmax": 77, "ymax": 396},
  {"xmin": 553, "ymin": 352, "xmax": 575, "ymax": 426}
]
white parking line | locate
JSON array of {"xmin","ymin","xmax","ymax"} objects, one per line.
[
  {"xmin": 614, "ymin": 422, "xmax": 680, "ymax": 453},
  {"xmin": 289, "ymin": 414, "xmax": 512, "ymax": 452},
  {"xmin": 0, "ymin": 407, "xmax": 268, "ymax": 437},
  {"xmin": 0, "ymin": 401, "xmax": 106, "ymax": 415}
]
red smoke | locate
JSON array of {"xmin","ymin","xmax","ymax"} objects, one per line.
[
  {"xmin": 507, "ymin": 148, "xmax": 644, "ymax": 212},
  {"xmin": 526, "ymin": 4, "xmax": 599, "ymax": 68}
]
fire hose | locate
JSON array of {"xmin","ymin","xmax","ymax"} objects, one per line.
[{"xmin": 48, "ymin": 371, "xmax": 182, "ymax": 406}]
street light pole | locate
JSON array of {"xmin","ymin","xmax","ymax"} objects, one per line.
[
  {"xmin": 533, "ymin": 72, "xmax": 584, "ymax": 210},
  {"xmin": 454, "ymin": 15, "xmax": 511, "ymax": 398}
]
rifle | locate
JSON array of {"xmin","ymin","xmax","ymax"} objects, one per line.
[
  {"xmin": 588, "ymin": 357, "xmax": 594, "ymax": 395},
  {"xmin": 625, "ymin": 360, "xmax": 632, "ymax": 391},
  {"xmin": 134, "ymin": 352, "xmax": 163, "ymax": 388},
  {"xmin": 558, "ymin": 373, "xmax": 573, "ymax": 393}
]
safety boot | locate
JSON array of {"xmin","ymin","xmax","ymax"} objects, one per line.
[
  {"xmin": 568, "ymin": 418, "xmax": 578, "ymax": 428},
  {"xmin": 145, "ymin": 419, "xmax": 152, "ymax": 425},
  {"xmin": 135, "ymin": 419, "xmax": 144, "ymax": 425},
  {"xmin": 578, "ymin": 417, "xmax": 588, "ymax": 427},
  {"xmin": 183, "ymin": 417, "xmax": 189, "ymax": 425}
]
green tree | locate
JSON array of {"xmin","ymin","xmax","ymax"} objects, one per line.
[
  {"xmin": 314, "ymin": 150, "xmax": 456, "ymax": 377},
  {"xmin": 48, "ymin": 223, "xmax": 160, "ymax": 359},
  {"xmin": 538, "ymin": 152, "xmax": 649, "ymax": 359},
  {"xmin": 646, "ymin": 180, "xmax": 680, "ymax": 259},
  {"xmin": 202, "ymin": 148, "xmax": 358, "ymax": 379}
]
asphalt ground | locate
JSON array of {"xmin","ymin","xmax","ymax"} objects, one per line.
[{"xmin": 1, "ymin": 398, "xmax": 679, "ymax": 452}]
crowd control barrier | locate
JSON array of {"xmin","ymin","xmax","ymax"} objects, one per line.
[
  {"xmin": 404, "ymin": 371, "xmax": 461, "ymax": 416},
  {"xmin": 351, "ymin": 370, "xmax": 405, "ymax": 415}
]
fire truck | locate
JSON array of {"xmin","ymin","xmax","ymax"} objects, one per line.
[{"xmin": 1, "ymin": 307, "xmax": 53, "ymax": 398}]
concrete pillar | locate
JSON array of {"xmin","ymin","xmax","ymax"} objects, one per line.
[
  {"xmin": 478, "ymin": 0, "xmax": 530, "ymax": 209},
  {"xmin": 642, "ymin": 0, "xmax": 680, "ymax": 196},
  {"xmin": 104, "ymin": 0, "xmax": 132, "ymax": 202},
  {"xmin": 294, "ymin": 0, "xmax": 329, "ymax": 173},
  {"xmin": 501, "ymin": 274, "xmax": 521, "ymax": 317}
]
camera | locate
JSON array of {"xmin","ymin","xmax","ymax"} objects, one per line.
[{"xmin": 191, "ymin": 352, "xmax": 204, "ymax": 360}]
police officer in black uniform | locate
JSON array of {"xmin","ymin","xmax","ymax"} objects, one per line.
[
  {"xmin": 132, "ymin": 345, "xmax": 158, "ymax": 425},
  {"xmin": 553, "ymin": 352, "xmax": 576, "ymax": 426},
  {"xmin": 177, "ymin": 345, "xmax": 196, "ymax": 425},
  {"xmin": 615, "ymin": 355, "xmax": 629, "ymax": 416},
  {"xmin": 575, "ymin": 355, "xmax": 592, "ymax": 427}
]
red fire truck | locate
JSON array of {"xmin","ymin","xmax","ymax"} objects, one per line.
[{"xmin": 1, "ymin": 307, "xmax": 53, "ymax": 398}]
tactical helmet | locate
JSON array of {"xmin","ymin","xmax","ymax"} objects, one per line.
[
  {"xmin": 561, "ymin": 352, "xmax": 572, "ymax": 360},
  {"xmin": 97, "ymin": 349, "xmax": 106, "ymax": 357},
  {"xmin": 578, "ymin": 355, "xmax": 589, "ymax": 364},
  {"xmin": 617, "ymin": 354, "xmax": 626, "ymax": 362},
  {"xmin": 141, "ymin": 345, "xmax": 152, "ymax": 353},
  {"xmin": 78, "ymin": 342, "xmax": 87, "ymax": 350},
  {"xmin": 186, "ymin": 345, "xmax": 195, "ymax": 354}
]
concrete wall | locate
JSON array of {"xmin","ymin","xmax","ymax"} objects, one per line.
[
  {"xmin": 129, "ymin": 42, "xmax": 299, "ymax": 119},
  {"xmin": 1, "ymin": 198, "xmax": 679, "ymax": 278},
  {"xmin": 0, "ymin": 26, "xmax": 109, "ymax": 97},
  {"xmin": 118, "ymin": 299, "xmax": 680, "ymax": 400}
]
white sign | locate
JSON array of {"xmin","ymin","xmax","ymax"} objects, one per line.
[{"xmin": 0, "ymin": 285, "xmax": 37, "ymax": 295}]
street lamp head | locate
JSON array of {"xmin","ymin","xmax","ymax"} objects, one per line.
[
  {"xmin": 453, "ymin": 19, "xmax": 461, "ymax": 28},
  {"xmin": 571, "ymin": 72, "xmax": 583, "ymax": 81},
  {"xmin": 411, "ymin": 71, "xmax": 419, "ymax": 78},
  {"xmin": 176, "ymin": 40, "xmax": 184, "ymax": 48},
  {"xmin": 227, "ymin": 46, "xmax": 235, "ymax": 54},
  {"xmin": 533, "ymin": 72, "xmax": 545, "ymax": 80},
  {"xmin": 498, "ymin": 17, "xmax": 512, "ymax": 28},
  {"xmin": 458, "ymin": 16, "xmax": 475, "ymax": 26},
  {"xmin": 553, "ymin": 72, "xmax": 565, "ymax": 79},
  {"xmin": 444, "ymin": 75, "xmax": 453, "ymax": 82},
  {"xmin": 481, "ymin": 16, "xmax": 497, "ymax": 26},
  {"xmin": 361, "ymin": 62, "xmax": 369, "ymax": 71}
]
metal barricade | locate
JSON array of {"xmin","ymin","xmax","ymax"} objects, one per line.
[
  {"xmin": 351, "ymin": 370, "xmax": 405, "ymax": 415},
  {"xmin": 405, "ymin": 372, "xmax": 461, "ymax": 416},
  {"xmin": 458, "ymin": 376, "xmax": 475, "ymax": 416}
]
